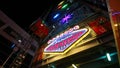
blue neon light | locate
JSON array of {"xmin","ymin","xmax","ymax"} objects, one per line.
[{"xmin": 53, "ymin": 13, "xmax": 60, "ymax": 19}]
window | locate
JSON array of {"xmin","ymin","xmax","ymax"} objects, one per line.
[{"xmin": 4, "ymin": 27, "xmax": 22, "ymax": 40}]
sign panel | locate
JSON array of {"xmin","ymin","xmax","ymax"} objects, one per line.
[
  {"xmin": 30, "ymin": 19, "xmax": 49, "ymax": 38},
  {"xmin": 88, "ymin": 16, "xmax": 112, "ymax": 35},
  {"xmin": 44, "ymin": 26, "xmax": 89, "ymax": 54}
]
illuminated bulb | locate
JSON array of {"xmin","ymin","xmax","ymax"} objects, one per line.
[
  {"xmin": 114, "ymin": 24, "xmax": 118, "ymax": 27},
  {"xmin": 18, "ymin": 39, "xmax": 22, "ymax": 43},
  {"xmin": 62, "ymin": 4, "xmax": 68, "ymax": 9},
  {"xmin": 58, "ymin": 1, "xmax": 64, "ymax": 5},
  {"xmin": 41, "ymin": 24, "xmax": 43, "ymax": 26},
  {"xmin": 72, "ymin": 64, "xmax": 77, "ymax": 68},
  {"xmin": 106, "ymin": 53, "xmax": 111, "ymax": 61},
  {"xmin": 53, "ymin": 25, "xmax": 55, "ymax": 28},
  {"xmin": 53, "ymin": 13, "xmax": 60, "ymax": 19}
]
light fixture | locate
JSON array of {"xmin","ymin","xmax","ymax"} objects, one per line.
[
  {"xmin": 53, "ymin": 13, "xmax": 60, "ymax": 19},
  {"xmin": 106, "ymin": 53, "xmax": 111, "ymax": 61},
  {"xmin": 61, "ymin": 14, "xmax": 72, "ymax": 23},
  {"xmin": 72, "ymin": 64, "xmax": 77, "ymax": 68},
  {"xmin": 18, "ymin": 39, "xmax": 22, "ymax": 43}
]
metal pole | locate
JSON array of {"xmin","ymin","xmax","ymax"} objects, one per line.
[{"xmin": 1, "ymin": 50, "xmax": 15, "ymax": 68}]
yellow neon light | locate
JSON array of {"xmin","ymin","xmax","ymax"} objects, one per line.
[{"xmin": 58, "ymin": 1, "xmax": 64, "ymax": 6}]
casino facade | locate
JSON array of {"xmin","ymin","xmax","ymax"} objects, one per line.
[{"xmin": 31, "ymin": 0, "xmax": 120, "ymax": 68}]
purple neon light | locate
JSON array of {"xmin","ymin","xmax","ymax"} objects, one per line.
[
  {"xmin": 61, "ymin": 14, "xmax": 72, "ymax": 23},
  {"xmin": 112, "ymin": 12, "xmax": 120, "ymax": 16}
]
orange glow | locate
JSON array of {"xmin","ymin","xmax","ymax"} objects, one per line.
[{"xmin": 109, "ymin": 0, "xmax": 120, "ymax": 11}]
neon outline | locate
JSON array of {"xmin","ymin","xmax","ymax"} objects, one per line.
[{"xmin": 44, "ymin": 28, "xmax": 90, "ymax": 54}]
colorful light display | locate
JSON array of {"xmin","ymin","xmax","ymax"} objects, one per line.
[
  {"xmin": 57, "ymin": 1, "xmax": 69, "ymax": 10},
  {"xmin": 44, "ymin": 25, "xmax": 89, "ymax": 54}
]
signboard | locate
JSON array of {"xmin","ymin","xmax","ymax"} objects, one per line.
[
  {"xmin": 88, "ymin": 16, "xmax": 112, "ymax": 35},
  {"xmin": 30, "ymin": 19, "xmax": 49, "ymax": 38},
  {"xmin": 44, "ymin": 25, "xmax": 89, "ymax": 54}
]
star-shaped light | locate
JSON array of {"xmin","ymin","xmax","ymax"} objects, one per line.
[{"xmin": 61, "ymin": 14, "xmax": 72, "ymax": 23}]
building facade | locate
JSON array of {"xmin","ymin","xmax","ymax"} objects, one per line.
[
  {"xmin": 0, "ymin": 10, "xmax": 39, "ymax": 68},
  {"xmin": 31, "ymin": 0, "xmax": 120, "ymax": 68}
]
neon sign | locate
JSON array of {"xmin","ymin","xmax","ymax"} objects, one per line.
[
  {"xmin": 44, "ymin": 26, "xmax": 89, "ymax": 54},
  {"xmin": 47, "ymin": 25, "xmax": 79, "ymax": 44}
]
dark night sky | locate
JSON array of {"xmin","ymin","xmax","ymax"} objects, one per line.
[{"xmin": 0, "ymin": 0, "xmax": 62, "ymax": 32}]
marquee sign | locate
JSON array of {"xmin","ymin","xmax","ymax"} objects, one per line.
[{"xmin": 44, "ymin": 25, "xmax": 89, "ymax": 54}]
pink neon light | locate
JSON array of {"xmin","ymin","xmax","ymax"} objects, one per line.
[
  {"xmin": 46, "ymin": 31, "xmax": 83, "ymax": 51},
  {"xmin": 47, "ymin": 25, "xmax": 79, "ymax": 44},
  {"xmin": 44, "ymin": 28, "xmax": 88, "ymax": 53}
]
